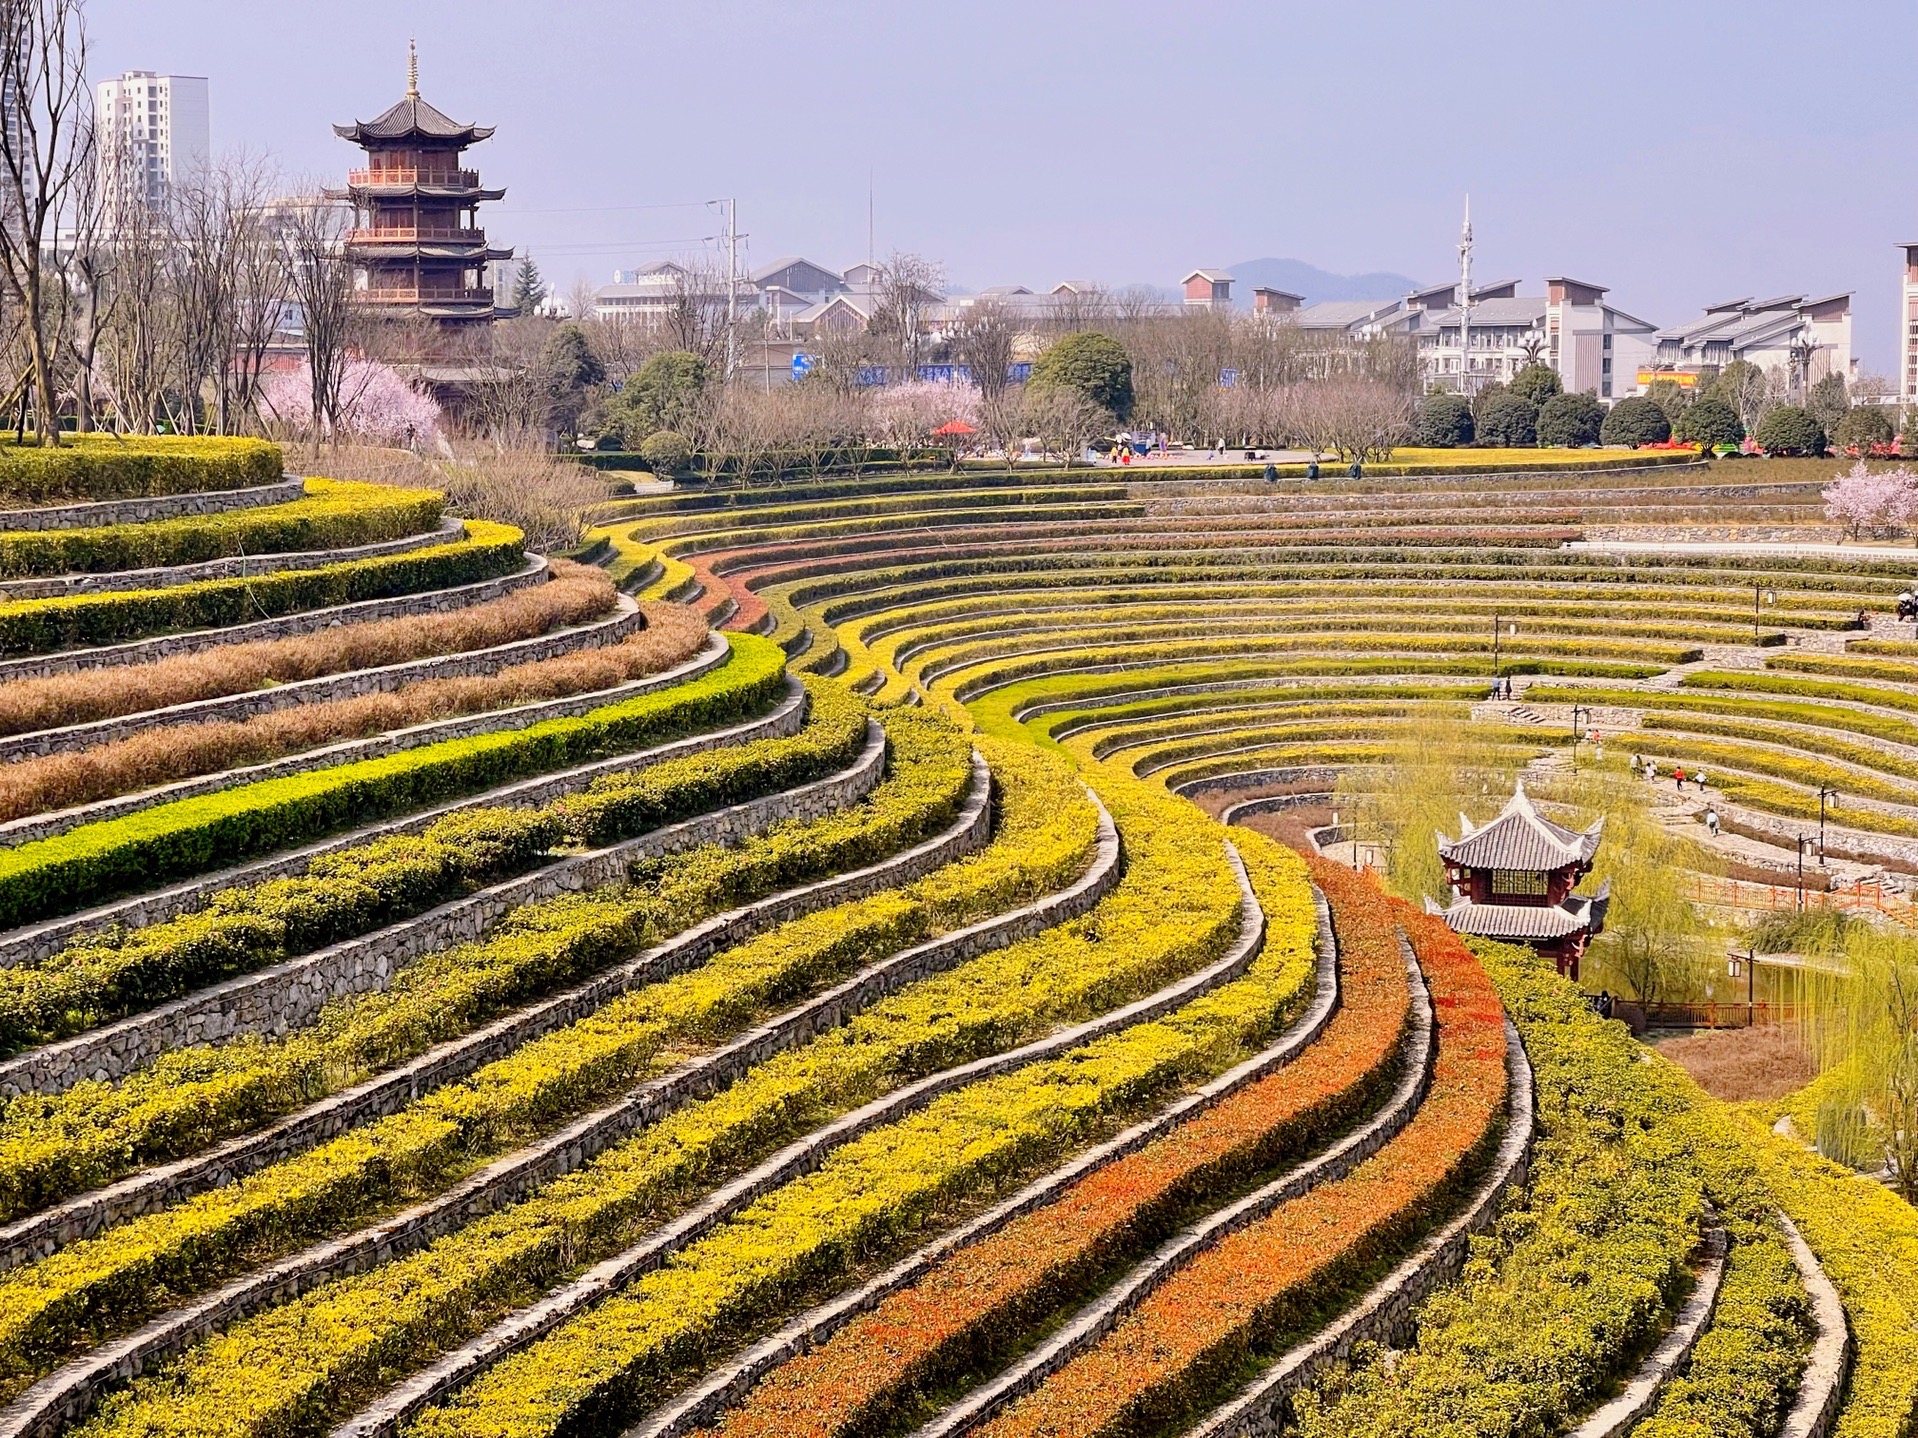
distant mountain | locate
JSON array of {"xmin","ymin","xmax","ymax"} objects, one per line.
[{"xmin": 1226, "ymin": 258, "xmax": 1421, "ymax": 306}]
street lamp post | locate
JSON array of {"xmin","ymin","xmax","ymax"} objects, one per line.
[
  {"xmin": 1754, "ymin": 585, "xmax": 1775, "ymax": 645},
  {"xmin": 1570, "ymin": 703, "xmax": 1590, "ymax": 770},
  {"xmin": 1728, "ymin": 946, "xmax": 1758, "ymax": 1029},
  {"xmin": 1818, "ymin": 784, "xmax": 1837, "ymax": 863},
  {"xmin": 1492, "ymin": 615, "xmax": 1518, "ymax": 698},
  {"xmin": 1795, "ymin": 834, "xmax": 1816, "ymax": 908}
]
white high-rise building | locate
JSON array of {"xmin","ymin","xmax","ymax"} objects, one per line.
[{"xmin": 95, "ymin": 71, "xmax": 209, "ymax": 212}]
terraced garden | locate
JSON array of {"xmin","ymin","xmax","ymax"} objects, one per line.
[{"xmin": 0, "ymin": 443, "xmax": 1902, "ymax": 1438}]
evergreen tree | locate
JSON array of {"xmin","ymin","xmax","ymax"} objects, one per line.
[{"xmin": 512, "ymin": 254, "xmax": 548, "ymax": 316}]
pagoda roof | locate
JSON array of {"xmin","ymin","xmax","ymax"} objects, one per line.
[
  {"xmin": 334, "ymin": 94, "xmax": 493, "ymax": 145},
  {"xmin": 1427, "ymin": 885, "xmax": 1609, "ymax": 941},
  {"xmin": 1436, "ymin": 780, "xmax": 1602, "ymax": 871}
]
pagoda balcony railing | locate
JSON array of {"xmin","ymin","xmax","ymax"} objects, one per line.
[
  {"xmin": 348, "ymin": 226, "xmax": 486, "ymax": 243},
  {"xmin": 355, "ymin": 285, "xmax": 495, "ymax": 305},
  {"xmin": 348, "ymin": 168, "xmax": 482, "ymax": 188}
]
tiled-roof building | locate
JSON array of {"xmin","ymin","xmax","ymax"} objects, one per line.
[{"xmin": 1428, "ymin": 782, "xmax": 1609, "ymax": 977}]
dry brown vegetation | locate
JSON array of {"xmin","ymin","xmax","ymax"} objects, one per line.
[
  {"xmin": 0, "ymin": 560, "xmax": 622, "ymax": 739},
  {"xmin": 0, "ymin": 601, "xmax": 708, "ymax": 822},
  {"xmin": 1654, "ymin": 1024, "xmax": 1816, "ymax": 1102},
  {"xmin": 314, "ymin": 445, "xmax": 611, "ymax": 553}
]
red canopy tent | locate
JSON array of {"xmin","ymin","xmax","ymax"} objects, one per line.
[{"xmin": 932, "ymin": 421, "xmax": 977, "ymax": 436}]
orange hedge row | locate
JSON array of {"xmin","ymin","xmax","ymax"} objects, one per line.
[
  {"xmin": 699, "ymin": 856, "xmax": 1411, "ymax": 1438},
  {"xmin": 970, "ymin": 891, "xmax": 1508, "ymax": 1438}
]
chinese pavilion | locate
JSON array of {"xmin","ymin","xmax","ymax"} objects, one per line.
[
  {"xmin": 1427, "ymin": 781, "xmax": 1610, "ymax": 978},
  {"xmin": 330, "ymin": 43, "xmax": 511, "ymax": 328}
]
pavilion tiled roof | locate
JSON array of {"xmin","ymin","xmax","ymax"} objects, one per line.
[
  {"xmin": 1429, "ymin": 886, "xmax": 1610, "ymax": 941},
  {"xmin": 1436, "ymin": 782, "xmax": 1602, "ymax": 871},
  {"xmin": 334, "ymin": 95, "xmax": 493, "ymax": 145}
]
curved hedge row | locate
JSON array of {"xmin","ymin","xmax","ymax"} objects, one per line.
[
  {"xmin": 0, "ymin": 519, "xmax": 526, "ymax": 656},
  {"xmin": 0, "ymin": 437, "xmax": 284, "ymax": 507},
  {"xmin": 0, "ymin": 480, "xmax": 442, "ymax": 579},
  {"xmin": 0, "ymin": 633, "xmax": 789, "ymax": 931},
  {"xmin": 1288, "ymin": 936, "xmax": 1812, "ymax": 1438}
]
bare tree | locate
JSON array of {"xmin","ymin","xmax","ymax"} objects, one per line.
[
  {"xmin": 952, "ymin": 297, "xmax": 1017, "ymax": 401},
  {"xmin": 564, "ymin": 275, "xmax": 597, "ymax": 324},
  {"xmin": 1021, "ymin": 384, "xmax": 1106, "ymax": 469},
  {"xmin": 1045, "ymin": 284, "xmax": 1113, "ymax": 334},
  {"xmin": 281, "ymin": 191, "xmax": 356, "ymax": 462},
  {"xmin": 59, "ymin": 107, "xmax": 115, "ymax": 431},
  {"xmin": 659, "ymin": 258, "xmax": 728, "ymax": 367},
  {"xmin": 224, "ymin": 159, "xmax": 292, "ymax": 434},
  {"xmin": 979, "ymin": 391, "xmax": 1025, "ymax": 470},
  {"xmin": 870, "ymin": 250, "xmax": 943, "ymax": 377},
  {"xmin": 97, "ymin": 181, "xmax": 176, "ymax": 433},
  {"xmin": 0, "ymin": 0, "xmax": 93, "ymax": 443}
]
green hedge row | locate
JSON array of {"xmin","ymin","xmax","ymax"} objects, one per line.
[
  {"xmin": 0, "ymin": 689, "xmax": 874, "ymax": 1222},
  {"xmin": 0, "ymin": 437, "xmax": 284, "ymax": 507},
  {"xmin": 1290, "ymin": 939, "xmax": 1812, "ymax": 1438},
  {"xmin": 0, "ymin": 677, "xmax": 869, "ymax": 1059},
  {"xmin": 0, "ymin": 480, "xmax": 443, "ymax": 579},
  {"xmin": 0, "ymin": 634, "xmax": 791, "ymax": 933},
  {"xmin": 0, "ymin": 518, "xmax": 523, "ymax": 655},
  {"xmin": 0, "ymin": 692, "xmax": 969, "ymax": 1374},
  {"xmin": 0, "ymin": 807, "xmax": 558, "ymax": 1057}
]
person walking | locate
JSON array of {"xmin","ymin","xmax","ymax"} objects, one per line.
[
  {"xmin": 1674, "ymin": 766, "xmax": 1685, "ymax": 789},
  {"xmin": 1705, "ymin": 807, "xmax": 1720, "ymax": 838}
]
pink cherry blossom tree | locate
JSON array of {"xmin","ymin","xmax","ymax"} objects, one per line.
[
  {"xmin": 260, "ymin": 358, "xmax": 441, "ymax": 448},
  {"xmin": 1824, "ymin": 459, "xmax": 1918, "ymax": 538}
]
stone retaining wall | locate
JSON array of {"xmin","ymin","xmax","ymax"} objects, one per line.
[
  {"xmin": 1173, "ymin": 765, "xmax": 1340, "ymax": 800},
  {"xmin": 0, "ymin": 551, "xmax": 547, "ymax": 685},
  {"xmin": 0, "ymin": 623, "xmax": 724, "ymax": 849},
  {"xmin": 0, "ymin": 753, "xmax": 1024, "ymax": 1438},
  {"xmin": 1187, "ymin": 1017, "xmax": 1536, "ymax": 1438},
  {"xmin": 1779, "ymin": 1213, "xmax": 1850, "ymax": 1438},
  {"xmin": 0, "ymin": 682, "xmax": 818, "ymax": 1094},
  {"xmin": 625, "ymin": 886, "xmax": 1341, "ymax": 1438},
  {"xmin": 0, "ymin": 516, "xmax": 461, "ymax": 601},
  {"xmin": 1566, "ymin": 1223, "xmax": 1727, "ymax": 1438},
  {"xmin": 0, "ymin": 594, "xmax": 658, "ymax": 764},
  {"xmin": 0, "ymin": 637, "xmax": 738, "ymax": 971},
  {"xmin": 326, "ymin": 835, "xmax": 1255, "ymax": 1438},
  {"xmin": 0, "ymin": 478, "xmax": 305, "ymax": 533},
  {"xmin": 0, "ymin": 723, "xmax": 943, "ymax": 1280}
]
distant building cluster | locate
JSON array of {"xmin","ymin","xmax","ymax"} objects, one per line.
[{"xmin": 1187, "ymin": 268, "xmax": 1854, "ymax": 402}]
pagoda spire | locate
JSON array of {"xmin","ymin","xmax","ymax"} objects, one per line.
[{"xmin": 406, "ymin": 37, "xmax": 419, "ymax": 101}]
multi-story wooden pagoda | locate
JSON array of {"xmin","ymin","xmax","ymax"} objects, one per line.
[
  {"xmin": 1428, "ymin": 781, "xmax": 1610, "ymax": 978},
  {"xmin": 330, "ymin": 44, "xmax": 511, "ymax": 328}
]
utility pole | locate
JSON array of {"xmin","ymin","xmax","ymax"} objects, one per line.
[
  {"xmin": 1457, "ymin": 195, "xmax": 1473, "ymax": 398},
  {"xmin": 724, "ymin": 197, "xmax": 738, "ymax": 383}
]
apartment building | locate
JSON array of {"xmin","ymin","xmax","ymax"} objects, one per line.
[{"xmin": 95, "ymin": 71, "xmax": 209, "ymax": 212}]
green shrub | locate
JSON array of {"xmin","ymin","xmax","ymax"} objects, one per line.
[
  {"xmin": 0, "ymin": 633, "xmax": 791, "ymax": 931},
  {"xmin": 1028, "ymin": 331, "xmax": 1134, "ymax": 420},
  {"xmin": 0, "ymin": 437, "xmax": 283, "ymax": 507},
  {"xmin": 638, "ymin": 431, "xmax": 693, "ymax": 477},
  {"xmin": 1675, "ymin": 396, "xmax": 1745, "ymax": 449},
  {"xmin": 1834, "ymin": 405, "xmax": 1895, "ymax": 454},
  {"xmin": 0, "ymin": 519, "xmax": 523, "ymax": 655},
  {"xmin": 1755, "ymin": 405, "xmax": 1826, "ymax": 457},
  {"xmin": 0, "ymin": 480, "xmax": 441, "ymax": 578},
  {"xmin": 1536, "ymin": 391, "xmax": 1604, "ymax": 447},
  {"xmin": 1601, "ymin": 396, "xmax": 1672, "ymax": 447},
  {"xmin": 1416, "ymin": 394, "xmax": 1473, "ymax": 448}
]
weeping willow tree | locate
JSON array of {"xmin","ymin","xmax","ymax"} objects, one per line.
[
  {"xmin": 1331, "ymin": 707, "xmax": 1519, "ymax": 905},
  {"xmin": 1784, "ymin": 919, "xmax": 1918, "ymax": 1196},
  {"xmin": 1543, "ymin": 764, "xmax": 1720, "ymax": 1005}
]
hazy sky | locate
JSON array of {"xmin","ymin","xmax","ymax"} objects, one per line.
[{"xmin": 87, "ymin": 0, "xmax": 1918, "ymax": 370}]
